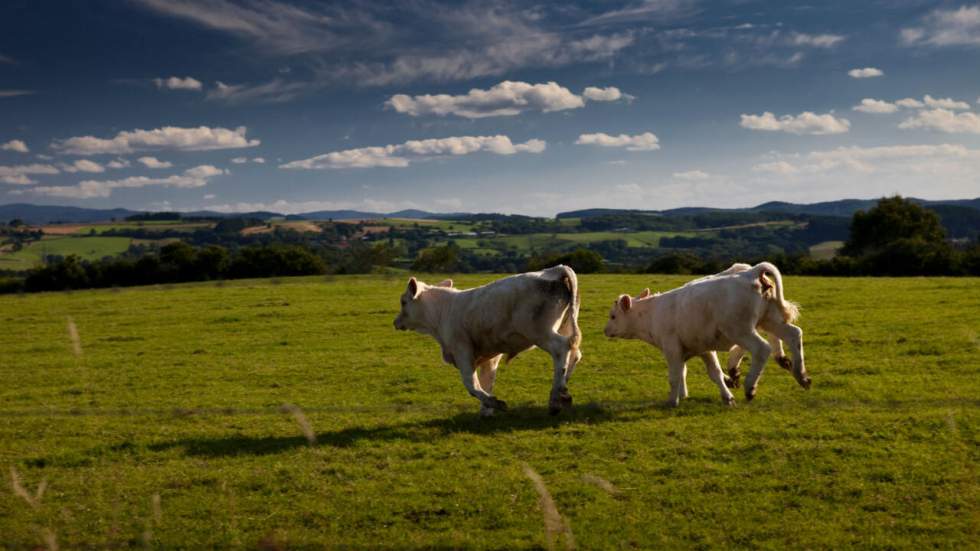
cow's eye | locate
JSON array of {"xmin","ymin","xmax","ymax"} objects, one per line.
[{"xmin": 611, "ymin": 315, "xmax": 616, "ymax": 320}]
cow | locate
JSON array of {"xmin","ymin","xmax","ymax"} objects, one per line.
[
  {"xmin": 603, "ymin": 261, "xmax": 809, "ymax": 406},
  {"xmin": 393, "ymin": 265, "xmax": 582, "ymax": 416}
]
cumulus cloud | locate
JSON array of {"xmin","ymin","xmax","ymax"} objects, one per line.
[
  {"xmin": 53, "ymin": 126, "xmax": 260, "ymax": 155},
  {"xmin": 153, "ymin": 76, "xmax": 203, "ymax": 91},
  {"xmin": 232, "ymin": 156, "xmax": 267, "ymax": 164},
  {"xmin": 673, "ymin": 170, "xmax": 710, "ymax": 181},
  {"xmin": 853, "ymin": 98, "xmax": 898, "ymax": 114},
  {"xmin": 901, "ymin": 6, "xmax": 980, "ymax": 47},
  {"xmin": 582, "ymin": 86, "xmax": 632, "ymax": 102},
  {"xmin": 281, "ymin": 135, "xmax": 546, "ymax": 170},
  {"xmin": 752, "ymin": 160, "xmax": 799, "ymax": 175},
  {"xmin": 60, "ymin": 159, "xmax": 105, "ymax": 173},
  {"xmin": 575, "ymin": 132, "xmax": 660, "ymax": 151},
  {"xmin": 922, "ymin": 94, "xmax": 970, "ymax": 110},
  {"xmin": 138, "ymin": 156, "xmax": 173, "ymax": 169},
  {"xmin": 899, "ymin": 108, "xmax": 980, "ymax": 134},
  {"xmin": 0, "ymin": 163, "xmax": 60, "ymax": 185},
  {"xmin": 106, "ymin": 159, "xmax": 130, "ymax": 169},
  {"xmin": 1, "ymin": 139, "xmax": 29, "ymax": 153},
  {"xmin": 896, "ymin": 98, "xmax": 925, "ymax": 108},
  {"xmin": 386, "ymin": 81, "xmax": 586, "ymax": 118},
  {"xmin": 739, "ymin": 111, "xmax": 850, "ymax": 135},
  {"xmin": 848, "ymin": 67, "xmax": 884, "ymax": 78},
  {"xmin": 29, "ymin": 165, "xmax": 227, "ymax": 198}
]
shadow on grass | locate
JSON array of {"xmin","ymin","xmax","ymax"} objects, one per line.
[{"xmin": 146, "ymin": 400, "xmax": 674, "ymax": 458}]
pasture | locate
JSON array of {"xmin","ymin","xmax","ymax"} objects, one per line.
[
  {"xmin": 0, "ymin": 236, "xmax": 132, "ymax": 271},
  {"xmin": 1, "ymin": 275, "xmax": 977, "ymax": 548}
]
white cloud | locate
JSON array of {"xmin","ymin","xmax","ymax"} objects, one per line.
[
  {"xmin": 757, "ymin": 144, "xmax": 978, "ymax": 175},
  {"xmin": 752, "ymin": 161, "xmax": 799, "ymax": 175},
  {"xmin": 1, "ymin": 139, "xmax": 29, "ymax": 153},
  {"xmin": 788, "ymin": 32, "xmax": 845, "ymax": 48},
  {"xmin": 30, "ymin": 165, "xmax": 227, "ymax": 198},
  {"xmin": 582, "ymin": 86, "xmax": 632, "ymax": 102},
  {"xmin": 0, "ymin": 163, "xmax": 60, "ymax": 185},
  {"xmin": 923, "ymin": 94, "xmax": 970, "ymax": 110},
  {"xmin": 853, "ymin": 98, "xmax": 898, "ymax": 114},
  {"xmin": 138, "ymin": 156, "xmax": 174, "ymax": 169},
  {"xmin": 61, "ymin": 159, "xmax": 106, "ymax": 173},
  {"xmin": 106, "ymin": 159, "xmax": 130, "ymax": 169},
  {"xmin": 387, "ymin": 81, "xmax": 585, "ymax": 118},
  {"xmin": 203, "ymin": 193, "xmax": 217, "ymax": 200},
  {"xmin": 673, "ymin": 170, "xmax": 710, "ymax": 181},
  {"xmin": 899, "ymin": 108, "xmax": 980, "ymax": 134},
  {"xmin": 53, "ymin": 126, "xmax": 260, "ymax": 155},
  {"xmin": 896, "ymin": 98, "xmax": 925, "ymax": 108},
  {"xmin": 281, "ymin": 135, "xmax": 546, "ymax": 170},
  {"xmin": 153, "ymin": 76, "xmax": 203, "ymax": 91},
  {"xmin": 901, "ymin": 6, "xmax": 980, "ymax": 47},
  {"xmin": 739, "ymin": 111, "xmax": 850, "ymax": 135},
  {"xmin": 575, "ymin": 132, "xmax": 660, "ymax": 151},
  {"xmin": 207, "ymin": 79, "xmax": 309, "ymax": 104},
  {"xmin": 848, "ymin": 67, "xmax": 884, "ymax": 78},
  {"xmin": 231, "ymin": 156, "xmax": 266, "ymax": 164}
]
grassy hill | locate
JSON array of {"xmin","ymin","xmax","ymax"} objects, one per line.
[{"xmin": 1, "ymin": 274, "xmax": 977, "ymax": 548}]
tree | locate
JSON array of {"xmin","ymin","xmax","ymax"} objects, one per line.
[
  {"xmin": 842, "ymin": 196, "xmax": 946, "ymax": 256},
  {"xmin": 412, "ymin": 243, "xmax": 461, "ymax": 272},
  {"xmin": 527, "ymin": 248, "xmax": 604, "ymax": 273}
]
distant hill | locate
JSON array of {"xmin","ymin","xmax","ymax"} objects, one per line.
[
  {"xmin": 0, "ymin": 203, "xmax": 141, "ymax": 225},
  {"xmin": 557, "ymin": 197, "xmax": 980, "ymax": 219}
]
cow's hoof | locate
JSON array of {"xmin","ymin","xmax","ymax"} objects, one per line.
[
  {"xmin": 727, "ymin": 369, "xmax": 741, "ymax": 388},
  {"xmin": 486, "ymin": 397, "xmax": 508, "ymax": 412},
  {"xmin": 479, "ymin": 406, "xmax": 495, "ymax": 418},
  {"xmin": 777, "ymin": 356, "xmax": 793, "ymax": 371},
  {"xmin": 559, "ymin": 392, "xmax": 573, "ymax": 408},
  {"xmin": 799, "ymin": 376, "xmax": 812, "ymax": 390},
  {"xmin": 548, "ymin": 404, "xmax": 562, "ymax": 416},
  {"xmin": 723, "ymin": 396, "xmax": 736, "ymax": 407},
  {"xmin": 745, "ymin": 388, "xmax": 756, "ymax": 402}
]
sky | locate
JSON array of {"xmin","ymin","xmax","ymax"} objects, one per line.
[{"xmin": 1, "ymin": 0, "xmax": 980, "ymax": 217}]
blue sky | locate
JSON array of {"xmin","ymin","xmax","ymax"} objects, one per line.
[{"xmin": 1, "ymin": 0, "xmax": 979, "ymax": 216}]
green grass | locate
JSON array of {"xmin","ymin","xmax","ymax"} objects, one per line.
[
  {"xmin": 445, "ymin": 231, "xmax": 696, "ymax": 252},
  {"xmin": 810, "ymin": 240, "xmax": 845, "ymax": 260},
  {"xmin": 0, "ymin": 236, "xmax": 132, "ymax": 271},
  {"xmin": 1, "ymin": 275, "xmax": 978, "ymax": 548}
]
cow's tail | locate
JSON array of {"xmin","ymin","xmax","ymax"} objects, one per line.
[
  {"xmin": 558, "ymin": 265, "xmax": 582, "ymax": 354},
  {"xmin": 751, "ymin": 261, "xmax": 799, "ymax": 323}
]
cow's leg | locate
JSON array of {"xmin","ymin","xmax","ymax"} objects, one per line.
[
  {"xmin": 735, "ymin": 331, "xmax": 772, "ymax": 402},
  {"xmin": 765, "ymin": 322, "xmax": 810, "ymax": 390},
  {"xmin": 455, "ymin": 349, "xmax": 507, "ymax": 415},
  {"xmin": 701, "ymin": 352, "xmax": 736, "ymax": 406},
  {"xmin": 726, "ymin": 345, "xmax": 745, "ymax": 388},
  {"xmin": 476, "ymin": 355, "xmax": 503, "ymax": 416},
  {"xmin": 664, "ymin": 350, "xmax": 686, "ymax": 407},
  {"xmin": 767, "ymin": 332, "xmax": 792, "ymax": 372},
  {"xmin": 543, "ymin": 333, "xmax": 573, "ymax": 415}
]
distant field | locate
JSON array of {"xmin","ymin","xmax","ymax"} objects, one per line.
[
  {"xmin": 441, "ymin": 230, "xmax": 698, "ymax": 252},
  {"xmin": 42, "ymin": 221, "xmax": 213, "ymax": 235},
  {"xmin": 1, "ymin": 275, "xmax": 977, "ymax": 548},
  {"xmin": 0, "ymin": 236, "xmax": 132, "ymax": 271},
  {"xmin": 810, "ymin": 240, "xmax": 845, "ymax": 260}
]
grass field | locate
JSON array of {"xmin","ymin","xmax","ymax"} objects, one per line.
[
  {"xmin": 1, "ymin": 275, "xmax": 978, "ymax": 548},
  {"xmin": 0, "ymin": 236, "xmax": 132, "ymax": 271}
]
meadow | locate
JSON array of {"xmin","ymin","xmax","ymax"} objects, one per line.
[
  {"xmin": 0, "ymin": 274, "xmax": 977, "ymax": 549},
  {"xmin": 0, "ymin": 236, "xmax": 133, "ymax": 271}
]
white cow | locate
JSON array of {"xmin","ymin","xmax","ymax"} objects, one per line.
[
  {"xmin": 394, "ymin": 265, "xmax": 582, "ymax": 416},
  {"xmin": 604, "ymin": 261, "xmax": 809, "ymax": 406}
]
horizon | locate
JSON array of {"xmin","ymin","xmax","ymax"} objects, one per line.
[{"xmin": 3, "ymin": 1, "xmax": 980, "ymax": 217}]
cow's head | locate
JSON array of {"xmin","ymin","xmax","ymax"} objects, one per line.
[
  {"xmin": 604, "ymin": 288, "xmax": 649, "ymax": 338},
  {"xmin": 393, "ymin": 277, "xmax": 452, "ymax": 331}
]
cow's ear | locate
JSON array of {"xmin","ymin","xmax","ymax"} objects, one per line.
[
  {"xmin": 619, "ymin": 294, "xmax": 632, "ymax": 312},
  {"xmin": 638, "ymin": 288, "xmax": 651, "ymax": 299},
  {"xmin": 437, "ymin": 279, "xmax": 453, "ymax": 288},
  {"xmin": 407, "ymin": 277, "xmax": 420, "ymax": 299}
]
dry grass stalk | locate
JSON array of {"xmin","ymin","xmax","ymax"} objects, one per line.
[
  {"xmin": 581, "ymin": 474, "xmax": 620, "ymax": 496},
  {"xmin": 522, "ymin": 463, "xmax": 575, "ymax": 551},
  {"xmin": 280, "ymin": 404, "xmax": 317, "ymax": 444},
  {"xmin": 9, "ymin": 466, "xmax": 46, "ymax": 509},
  {"xmin": 43, "ymin": 528, "xmax": 58, "ymax": 551},
  {"xmin": 151, "ymin": 493, "xmax": 162, "ymax": 524},
  {"xmin": 66, "ymin": 316, "xmax": 82, "ymax": 357}
]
